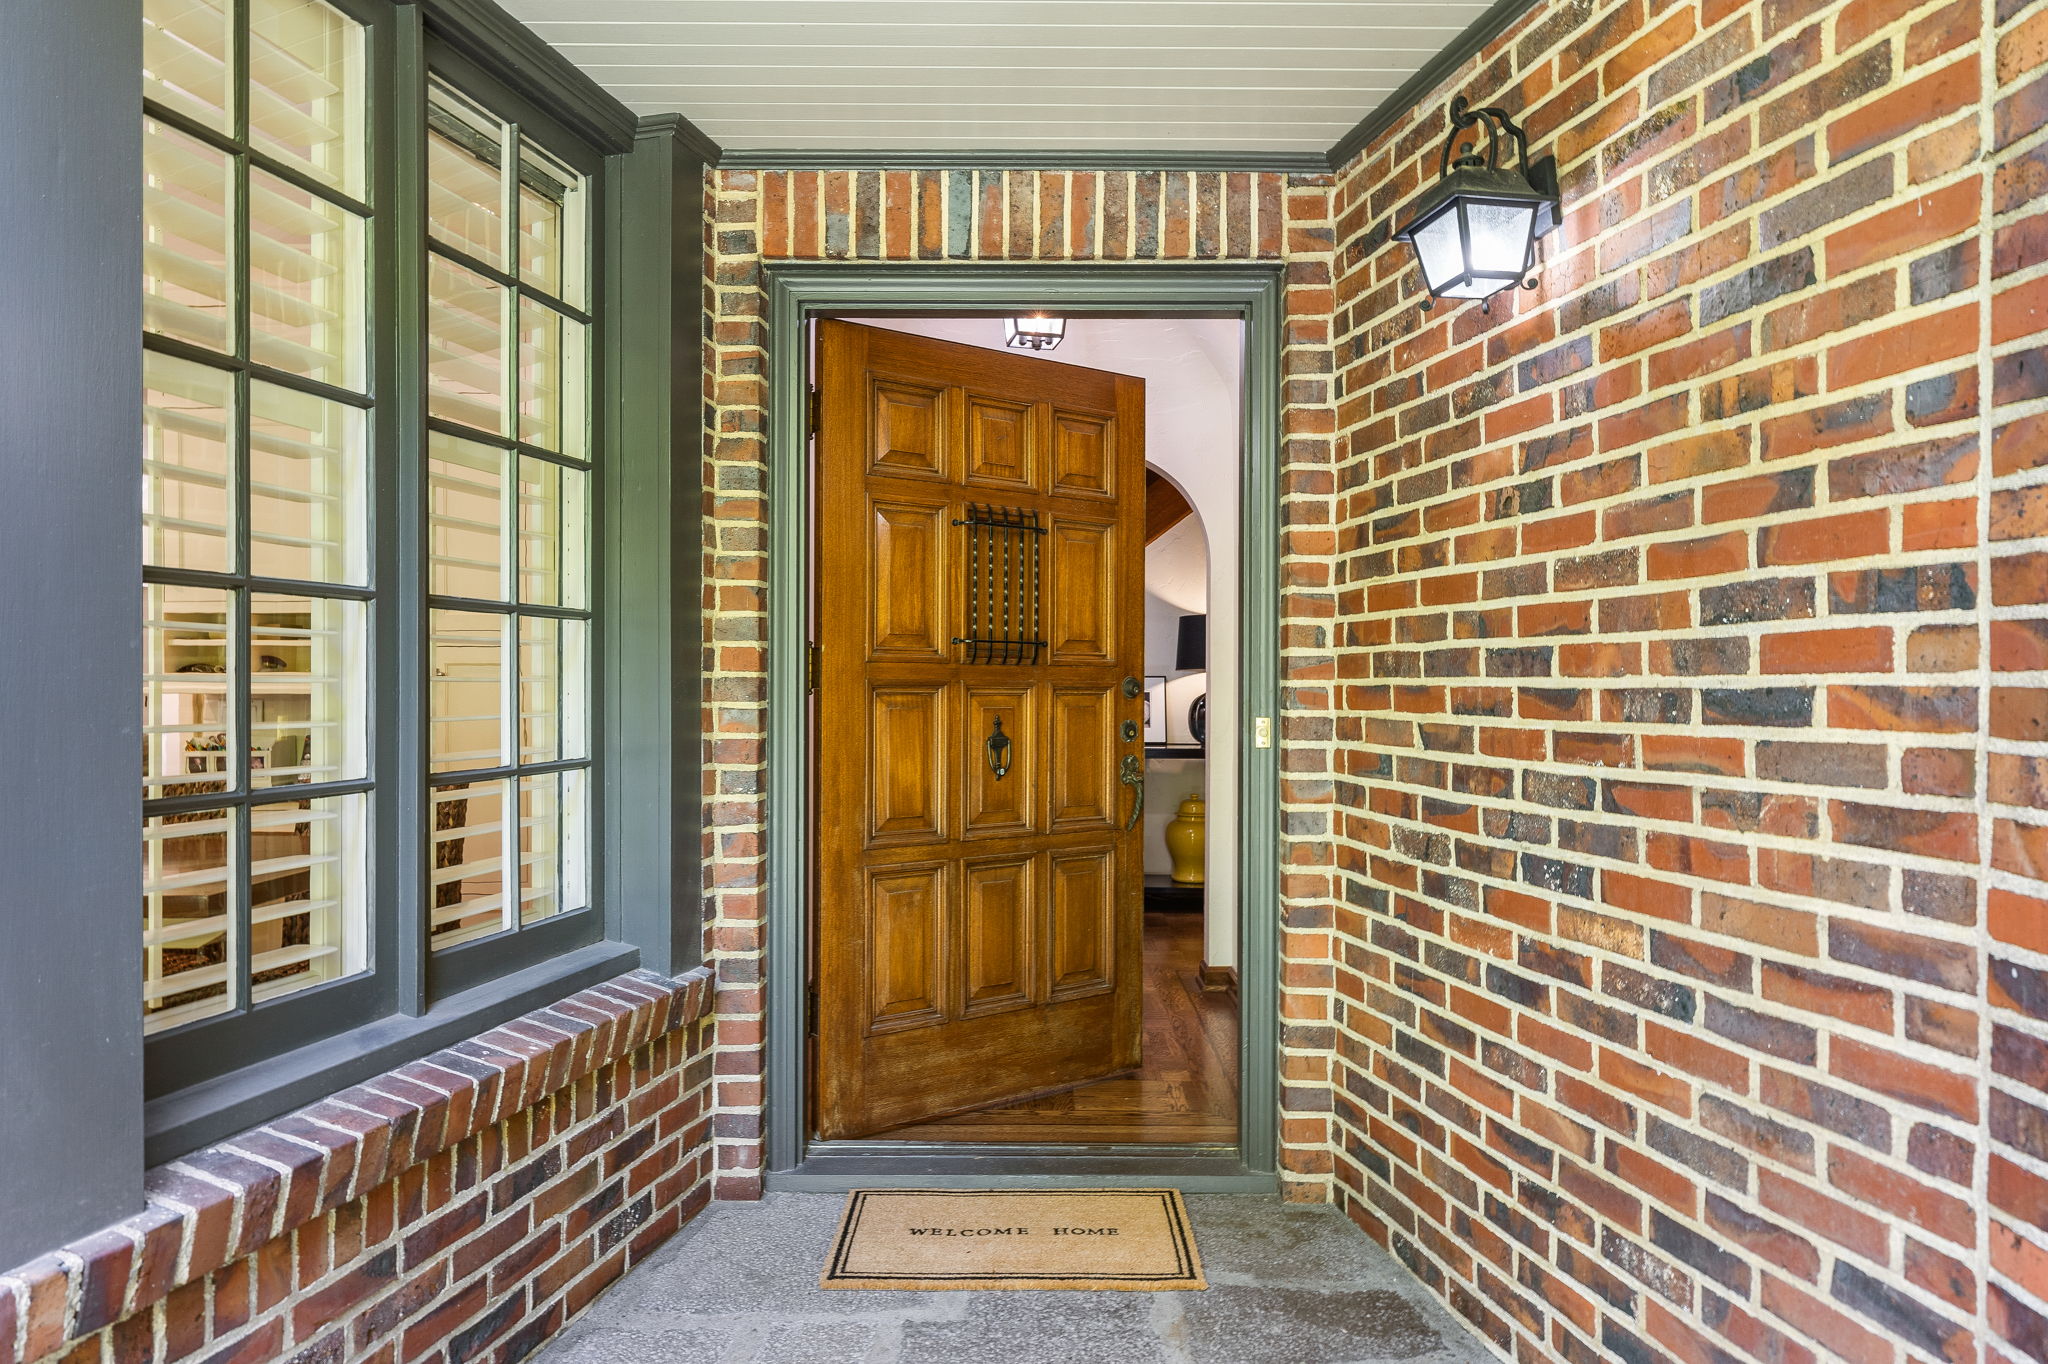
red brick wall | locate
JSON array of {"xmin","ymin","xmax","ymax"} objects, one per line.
[
  {"xmin": 0, "ymin": 971, "xmax": 715, "ymax": 1364},
  {"xmin": 699, "ymin": 167, "xmax": 1344, "ymax": 1197},
  {"xmin": 1327, "ymin": 0, "xmax": 2048, "ymax": 1358},
  {"xmin": 1989, "ymin": 1, "xmax": 2048, "ymax": 1357}
]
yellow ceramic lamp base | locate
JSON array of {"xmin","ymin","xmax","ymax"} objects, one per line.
[{"xmin": 1165, "ymin": 793, "xmax": 1206, "ymax": 885}]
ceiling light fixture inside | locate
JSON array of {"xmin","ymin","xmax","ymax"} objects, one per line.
[{"xmin": 1004, "ymin": 315, "xmax": 1066, "ymax": 351}]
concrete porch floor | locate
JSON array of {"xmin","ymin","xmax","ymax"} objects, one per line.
[{"xmin": 536, "ymin": 1193, "xmax": 1488, "ymax": 1364}]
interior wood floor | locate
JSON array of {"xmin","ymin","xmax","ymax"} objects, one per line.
[{"xmin": 877, "ymin": 911, "xmax": 1240, "ymax": 1145}]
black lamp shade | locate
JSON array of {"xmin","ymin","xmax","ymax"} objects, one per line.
[{"xmin": 1175, "ymin": 614, "xmax": 1207, "ymax": 671}]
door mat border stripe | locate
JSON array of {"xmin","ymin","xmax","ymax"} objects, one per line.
[{"xmin": 820, "ymin": 1187, "xmax": 1207, "ymax": 1291}]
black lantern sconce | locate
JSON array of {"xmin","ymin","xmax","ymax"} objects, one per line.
[{"xmin": 1394, "ymin": 95, "xmax": 1562, "ymax": 311}]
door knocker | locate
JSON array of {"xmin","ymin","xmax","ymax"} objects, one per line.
[{"xmin": 985, "ymin": 714, "xmax": 1014, "ymax": 781}]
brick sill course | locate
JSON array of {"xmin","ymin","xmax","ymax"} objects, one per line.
[{"xmin": 0, "ymin": 966, "xmax": 715, "ymax": 1364}]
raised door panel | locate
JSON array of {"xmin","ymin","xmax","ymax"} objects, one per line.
[
  {"xmin": 866, "ymin": 863, "xmax": 946, "ymax": 1032},
  {"xmin": 1048, "ymin": 686, "xmax": 1115, "ymax": 828},
  {"xmin": 962, "ymin": 685, "xmax": 1035, "ymax": 837},
  {"xmin": 1047, "ymin": 850, "xmax": 1115, "ymax": 1000},
  {"xmin": 1047, "ymin": 519, "xmax": 1116, "ymax": 664},
  {"xmin": 964, "ymin": 395, "xmax": 1036, "ymax": 492},
  {"xmin": 961, "ymin": 856, "xmax": 1034, "ymax": 1017},
  {"xmin": 869, "ymin": 500, "xmax": 946, "ymax": 660},
  {"xmin": 1051, "ymin": 411, "xmax": 1114, "ymax": 499},
  {"xmin": 869, "ymin": 686, "xmax": 946, "ymax": 846},
  {"xmin": 871, "ymin": 379, "xmax": 947, "ymax": 480}
]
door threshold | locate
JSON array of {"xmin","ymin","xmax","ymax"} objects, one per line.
[{"xmin": 768, "ymin": 1139, "xmax": 1276, "ymax": 1193}]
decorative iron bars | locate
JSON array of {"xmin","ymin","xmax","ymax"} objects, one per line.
[{"xmin": 951, "ymin": 503, "xmax": 1046, "ymax": 665}]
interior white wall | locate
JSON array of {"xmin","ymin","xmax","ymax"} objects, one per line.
[
  {"xmin": 851, "ymin": 316, "xmax": 1244, "ymax": 970},
  {"xmin": 1143, "ymin": 514, "xmax": 1207, "ymax": 878}
]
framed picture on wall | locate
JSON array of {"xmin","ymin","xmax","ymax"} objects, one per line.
[{"xmin": 1142, "ymin": 675, "xmax": 1167, "ymax": 743}]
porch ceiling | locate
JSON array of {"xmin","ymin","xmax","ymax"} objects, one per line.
[{"xmin": 496, "ymin": 0, "xmax": 1498, "ymax": 156}]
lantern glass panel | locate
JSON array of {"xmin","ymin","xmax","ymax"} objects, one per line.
[
  {"xmin": 1411, "ymin": 208, "xmax": 1465, "ymax": 296},
  {"xmin": 1466, "ymin": 201, "xmax": 1536, "ymax": 276}
]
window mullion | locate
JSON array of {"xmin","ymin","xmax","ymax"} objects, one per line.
[
  {"xmin": 230, "ymin": 599, "xmax": 254, "ymax": 1014},
  {"xmin": 503, "ymin": 117, "xmax": 521, "ymax": 308},
  {"xmin": 242, "ymin": 147, "xmax": 373, "ymax": 221},
  {"xmin": 142, "ymin": 97, "xmax": 240, "ymax": 160},
  {"xmin": 414, "ymin": 239, "xmax": 590, "ymax": 327},
  {"xmin": 231, "ymin": 0, "xmax": 250, "ymax": 145},
  {"xmin": 144, "ymin": 332, "xmax": 377, "ymax": 410},
  {"xmin": 427, "ymin": 596, "xmax": 584, "ymax": 621},
  {"xmin": 498, "ymin": 270, "xmax": 518, "ymax": 449},
  {"xmin": 150, "ymin": 775, "xmax": 372, "ymax": 817},
  {"xmin": 151, "ymin": 565, "xmax": 375, "ymax": 600},
  {"xmin": 229, "ymin": 108, "xmax": 256, "ymax": 1007},
  {"xmin": 389, "ymin": 8, "xmax": 432, "ymax": 1015},
  {"xmin": 499, "ymin": 607, "xmax": 518, "ymax": 888},
  {"xmin": 233, "ymin": 145, "xmax": 252, "ymax": 369},
  {"xmin": 498, "ymin": 115, "xmax": 517, "ymax": 450},
  {"xmin": 423, "ymin": 416, "xmax": 591, "ymax": 470}
]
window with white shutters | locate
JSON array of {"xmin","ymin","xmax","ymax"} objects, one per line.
[
  {"xmin": 138, "ymin": 0, "xmax": 606, "ymax": 1080},
  {"xmin": 142, "ymin": 0, "xmax": 373, "ymax": 1034},
  {"xmin": 421, "ymin": 75, "xmax": 594, "ymax": 953}
]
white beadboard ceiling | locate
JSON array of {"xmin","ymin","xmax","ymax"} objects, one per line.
[{"xmin": 498, "ymin": 0, "xmax": 1497, "ymax": 154}]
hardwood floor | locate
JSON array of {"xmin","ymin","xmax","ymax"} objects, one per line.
[{"xmin": 876, "ymin": 911, "xmax": 1239, "ymax": 1145}]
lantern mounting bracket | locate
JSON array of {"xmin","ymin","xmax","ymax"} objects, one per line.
[{"xmin": 1441, "ymin": 96, "xmax": 1561, "ymax": 239}]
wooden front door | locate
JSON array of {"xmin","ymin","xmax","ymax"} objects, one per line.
[{"xmin": 812, "ymin": 319, "xmax": 1148, "ymax": 1140}]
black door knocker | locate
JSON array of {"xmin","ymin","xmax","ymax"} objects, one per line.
[{"xmin": 985, "ymin": 714, "xmax": 1013, "ymax": 780}]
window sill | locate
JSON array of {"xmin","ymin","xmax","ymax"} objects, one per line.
[{"xmin": 144, "ymin": 940, "xmax": 644, "ymax": 1165}]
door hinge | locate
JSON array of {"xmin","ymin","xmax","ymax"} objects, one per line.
[
  {"xmin": 806, "ymin": 641, "xmax": 821, "ymax": 694},
  {"xmin": 808, "ymin": 389, "xmax": 821, "ymax": 438},
  {"xmin": 807, "ymin": 983, "xmax": 820, "ymax": 1036}
]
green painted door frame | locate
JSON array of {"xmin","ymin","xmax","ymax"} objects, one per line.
[{"xmin": 761, "ymin": 264, "xmax": 1285, "ymax": 1191}]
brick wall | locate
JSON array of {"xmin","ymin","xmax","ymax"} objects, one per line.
[
  {"xmin": 697, "ymin": 167, "xmax": 1346, "ymax": 1196},
  {"xmin": 1327, "ymin": 0, "xmax": 2048, "ymax": 1359},
  {"xmin": 1988, "ymin": 1, "xmax": 2048, "ymax": 1357},
  {"xmin": 0, "ymin": 971, "xmax": 715, "ymax": 1364}
]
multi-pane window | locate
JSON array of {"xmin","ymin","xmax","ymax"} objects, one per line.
[
  {"xmin": 142, "ymin": 0, "xmax": 372, "ymax": 1032},
  {"xmin": 141, "ymin": 3, "xmax": 603, "ymax": 1067},
  {"xmin": 422, "ymin": 78, "xmax": 593, "ymax": 951}
]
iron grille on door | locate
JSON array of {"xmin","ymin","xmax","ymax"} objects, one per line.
[{"xmin": 951, "ymin": 503, "xmax": 1045, "ymax": 665}]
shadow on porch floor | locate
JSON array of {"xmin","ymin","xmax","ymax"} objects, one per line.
[{"xmin": 534, "ymin": 1193, "xmax": 1487, "ymax": 1363}]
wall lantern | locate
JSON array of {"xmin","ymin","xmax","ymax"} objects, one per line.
[
  {"xmin": 1004, "ymin": 315, "xmax": 1066, "ymax": 351},
  {"xmin": 1394, "ymin": 95, "xmax": 1561, "ymax": 310}
]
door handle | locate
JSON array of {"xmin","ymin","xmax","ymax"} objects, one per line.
[{"xmin": 1119, "ymin": 753, "xmax": 1144, "ymax": 831}]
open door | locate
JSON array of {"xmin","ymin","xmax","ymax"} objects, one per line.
[{"xmin": 812, "ymin": 319, "xmax": 1148, "ymax": 1140}]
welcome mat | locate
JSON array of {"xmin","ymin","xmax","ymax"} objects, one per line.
[{"xmin": 820, "ymin": 1188, "xmax": 1207, "ymax": 1290}]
